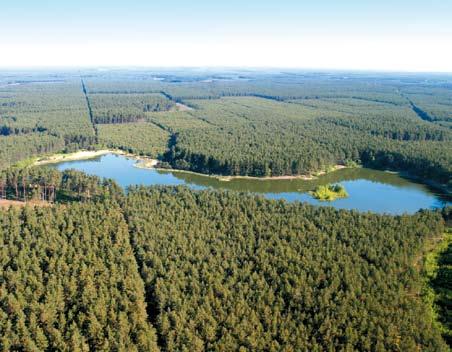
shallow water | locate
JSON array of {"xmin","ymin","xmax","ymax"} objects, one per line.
[{"xmin": 46, "ymin": 153, "xmax": 451, "ymax": 214}]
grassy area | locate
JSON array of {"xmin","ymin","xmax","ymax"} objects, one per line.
[
  {"xmin": 13, "ymin": 157, "xmax": 39, "ymax": 169},
  {"xmin": 310, "ymin": 183, "xmax": 349, "ymax": 201},
  {"xmin": 344, "ymin": 159, "xmax": 361, "ymax": 168}
]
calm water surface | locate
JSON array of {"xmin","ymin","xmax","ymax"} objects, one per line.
[{"xmin": 46, "ymin": 153, "xmax": 451, "ymax": 214}]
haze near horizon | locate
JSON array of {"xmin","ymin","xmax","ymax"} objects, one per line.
[{"xmin": 1, "ymin": 0, "xmax": 451, "ymax": 72}]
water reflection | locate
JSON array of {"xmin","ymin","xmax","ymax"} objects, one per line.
[{"xmin": 46, "ymin": 153, "xmax": 451, "ymax": 214}]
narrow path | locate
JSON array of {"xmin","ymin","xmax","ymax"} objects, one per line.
[
  {"xmin": 159, "ymin": 90, "xmax": 176, "ymax": 102},
  {"xmin": 406, "ymin": 98, "xmax": 434, "ymax": 122},
  {"xmin": 146, "ymin": 118, "xmax": 172, "ymax": 133},
  {"xmin": 191, "ymin": 114, "xmax": 218, "ymax": 127},
  {"xmin": 160, "ymin": 90, "xmax": 194, "ymax": 111},
  {"xmin": 407, "ymin": 100, "xmax": 435, "ymax": 122},
  {"xmin": 398, "ymin": 90, "xmax": 435, "ymax": 123},
  {"xmin": 80, "ymin": 77, "xmax": 98, "ymax": 143}
]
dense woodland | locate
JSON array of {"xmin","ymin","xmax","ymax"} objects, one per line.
[
  {"xmin": 159, "ymin": 97, "xmax": 451, "ymax": 183},
  {"xmin": 0, "ymin": 166, "xmax": 122, "ymax": 204},
  {"xmin": 1, "ymin": 71, "xmax": 451, "ymax": 186},
  {"xmin": 89, "ymin": 93, "xmax": 175, "ymax": 124},
  {"xmin": 124, "ymin": 187, "xmax": 451, "ymax": 351},
  {"xmin": 0, "ymin": 78, "xmax": 95, "ymax": 169},
  {"xmin": 0, "ymin": 201, "xmax": 159, "ymax": 351},
  {"xmin": 0, "ymin": 70, "xmax": 451, "ymax": 351},
  {"xmin": 425, "ymin": 207, "xmax": 452, "ymax": 346},
  {"xmin": 98, "ymin": 122, "xmax": 169, "ymax": 157},
  {"xmin": 0, "ymin": 180, "xmax": 450, "ymax": 351}
]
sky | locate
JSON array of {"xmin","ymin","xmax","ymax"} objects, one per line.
[{"xmin": 1, "ymin": 0, "xmax": 451, "ymax": 72}]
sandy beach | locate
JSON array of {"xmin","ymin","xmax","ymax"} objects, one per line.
[{"xmin": 33, "ymin": 150, "xmax": 121, "ymax": 166}]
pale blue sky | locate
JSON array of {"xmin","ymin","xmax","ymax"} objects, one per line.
[{"xmin": 1, "ymin": 0, "xmax": 451, "ymax": 71}]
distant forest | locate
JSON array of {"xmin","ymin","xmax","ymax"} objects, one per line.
[{"xmin": 0, "ymin": 70, "xmax": 451, "ymax": 186}]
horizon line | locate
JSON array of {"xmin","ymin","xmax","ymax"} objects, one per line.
[{"xmin": 0, "ymin": 65, "xmax": 451, "ymax": 75}]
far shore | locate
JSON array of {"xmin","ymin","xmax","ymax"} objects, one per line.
[
  {"xmin": 153, "ymin": 164, "xmax": 348, "ymax": 181},
  {"xmin": 32, "ymin": 149, "xmax": 350, "ymax": 181}
]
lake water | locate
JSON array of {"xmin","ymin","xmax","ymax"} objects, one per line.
[{"xmin": 46, "ymin": 153, "xmax": 451, "ymax": 214}]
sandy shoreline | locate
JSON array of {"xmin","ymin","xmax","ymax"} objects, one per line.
[
  {"xmin": 134, "ymin": 159, "xmax": 159, "ymax": 169},
  {"xmin": 33, "ymin": 149, "xmax": 160, "ymax": 169},
  {"xmin": 33, "ymin": 149, "xmax": 348, "ymax": 182},
  {"xmin": 0, "ymin": 199, "xmax": 50, "ymax": 208},
  {"xmin": 33, "ymin": 150, "xmax": 122, "ymax": 165},
  {"xmin": 175, "ymin": 102, "xmax": 193, "ymax": 111},
  {"xmin": 153, "ymin": 164, "xmax": 348, "ymax": 181},
  {"xmin": 217, "ymin": 165, "xmax": 347, "ymax": 181}
]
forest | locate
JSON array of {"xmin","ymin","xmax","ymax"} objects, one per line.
[
  {"xmin": 0, "ymin": 200, "xmax": 159, "ymax": 351},
  {"xmin": 0, "ymin": 70, "xmax": 451, "ymax": 350},
  {"xmin": 0, "ymin": 174, "xmax": 450, "ymax": 350},
  {"xmin": 159, "ymin": 97, "xmax": 451, "ymax": 183}
]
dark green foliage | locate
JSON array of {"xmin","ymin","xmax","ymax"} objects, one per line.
[
  {"xmin": 426, "ymin": 208, "xmax": 452, "ymax": 345},
  {"xmin": 58, "ymin": 169, "xmax": 124, "ymax": 203},
  {"xmin": 124, "ymin": 186, "xmax": 449, "ymax": 351},
  {"xmin": 0, "ymin": 81, "xmax": 94, "ymax": 142},
  {"xmin": 0, "ymin": 202, "xmax": 159, "ymax": 351},
  {"xmin": 402, "ymin": 87, "xmax": 452, "ymax": 125},
  {"xmin": 98, "ymin": 122, "xmax": 170, "ymax": 157},
  {"xmin": 0, "ymin": 167, "xmax": 122, "ymax": 203},
  {"xmin": 146, "ymin": 111, "xmax": 211, "ymax": 133},
  {"xmin": 0, "ymin": 134, "xmax": 65, "ymax": 172},
  {"xmin": 89, "ymin": 93, "xmax": 175, "ymax": 124},
  {"xmin": 1, "ymin": 166, "xmax": 61, "ymax": 202},
  {"xmin": 162, "ymin": 97, "xmax": 451, "ymax": 183},
  {"xmin": 442, "ymin": 206, "xmax": 452, "ymax": 227},
  {"xmin": 0, "ymin": 79, "xmax": 95, "ymax": 169},
  {"xmin": 430, "ymin": 232, "xmax": 452, "ymax": 346}
]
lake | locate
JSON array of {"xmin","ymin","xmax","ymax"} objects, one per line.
[{"xmin": 46, "ymin": 153, "xmax": 451, "ymax": 214}]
